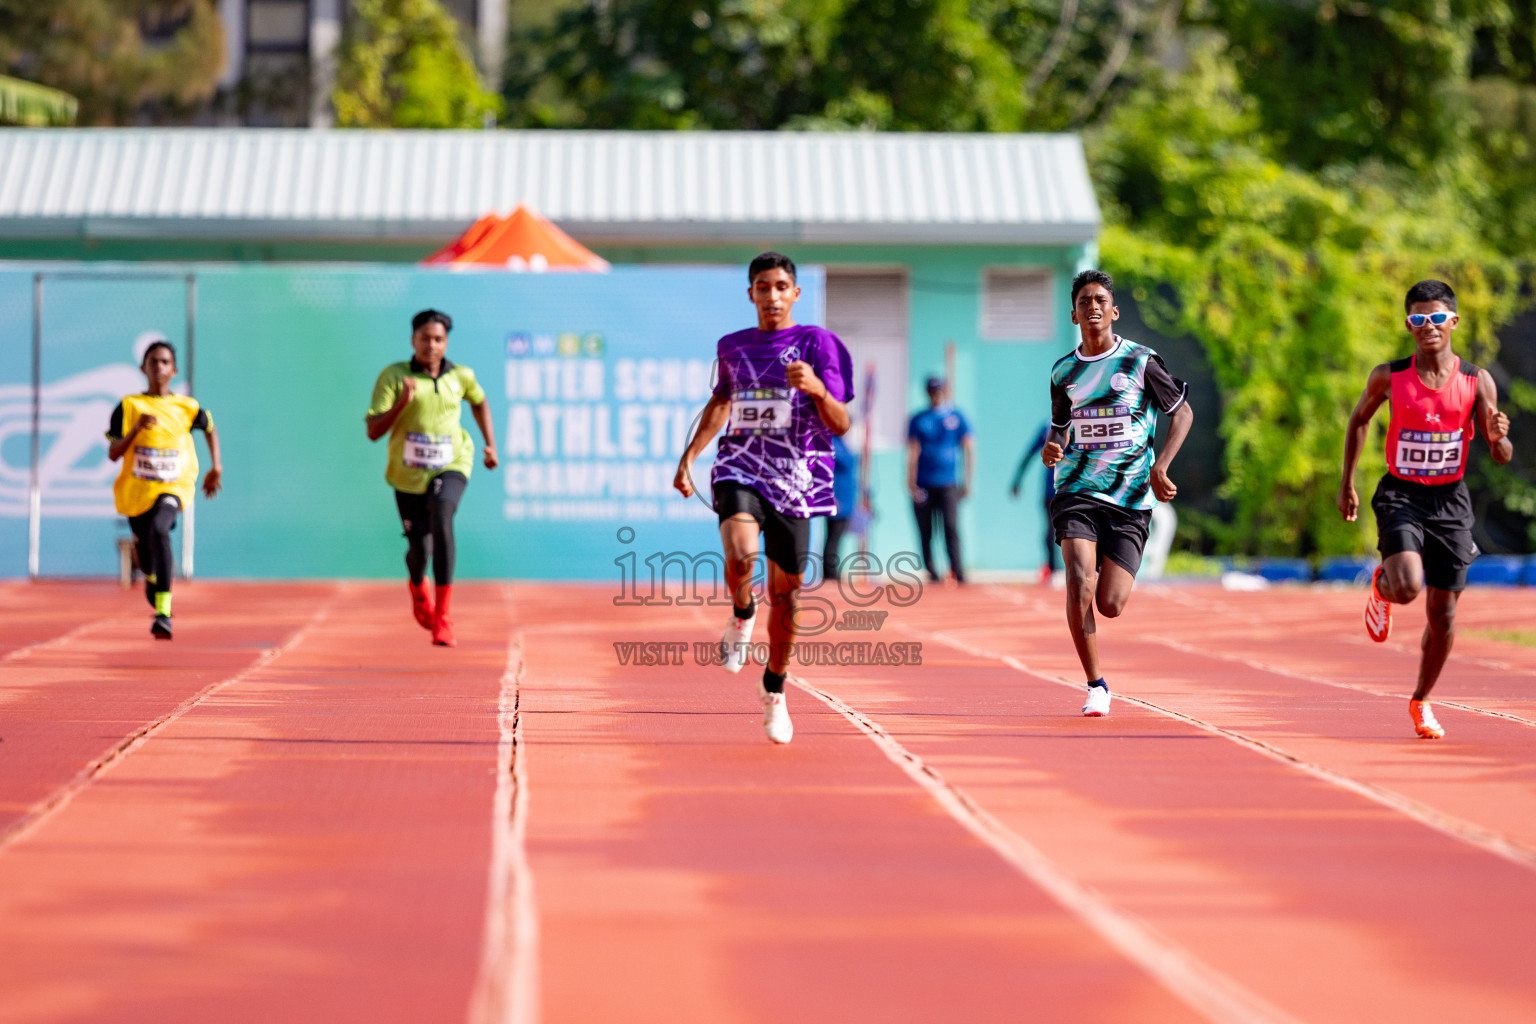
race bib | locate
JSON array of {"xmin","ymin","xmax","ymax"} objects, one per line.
[
  {"xmin": 728, "ymin": 389, "xmax": 793, "ymax": 435},
  {"xmin": 132, "ymin": 446, "xmax": 182, "ymax": 482},
  {"xmin": 403, "ymin": 431, "xmax": 454, "ymax": 470},
  {"xmin": 1395, "ymin": 430, "xmax": 1463, "ymax": 478},
  {"xmin": 1071, "ymin": 405, "xmax": 1134, "ymax": 451}
]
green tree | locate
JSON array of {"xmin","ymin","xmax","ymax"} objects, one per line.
[
  {"xmin": 0, "ymin": 0, "xmax": 224, "ymax": 124},
  {"xmin": 502, "ymin": 0, "xmax": 1027, "ymax": 130},
  {"xmin": 333, "ymin": 0, "xmax": 501, "ymax": 128}
]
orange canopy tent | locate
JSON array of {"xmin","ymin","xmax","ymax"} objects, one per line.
[{"xmin": 422, "ymin": 204, "xmax": 610, "ymax": 271}]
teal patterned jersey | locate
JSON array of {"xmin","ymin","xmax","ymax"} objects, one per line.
[{"xmin": 1049, "ymin": 336, "xmax": 1188, "ymax": 510}]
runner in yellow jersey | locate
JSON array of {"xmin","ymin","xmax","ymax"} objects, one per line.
[
  {"xmin": 105, "ymin": 339, "xmax": 223, "ymax": 640},
  {"xmin": 366, "ymin": 309, "xmax": 498, "ymax": 647}
]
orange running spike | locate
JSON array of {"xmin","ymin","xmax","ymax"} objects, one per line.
[
  {"xmin": 1409, "ymin": 699, "xmax": 1445, "ymax": 739},
  {"xmin": 432, "ymin": 584, "xmax": 456, "ymax": 647},
  {"xmin": 1364, "ymin": 566, "xmax": 1392, "ymax": 643},
  {"xmin": 408, "ymin": 581, "xmax": 435, "ymax": 631}
]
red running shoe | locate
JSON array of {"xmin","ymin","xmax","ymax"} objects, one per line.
[
  {"xmin": 409, "ymin": 581, "xmax": 435, "ymax": 630},
  {"xmin": 432, "ymin": 583, "xmax": 456, "ymax": 647},
  {"xmin": 1364, "ymin": 566, "xmax": 1392, "ymax": 643}
]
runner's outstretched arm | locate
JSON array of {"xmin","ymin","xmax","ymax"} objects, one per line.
[
  {"xmin": 1011, "ymin": 431, "xmax": 1047, "ymax": 496},
  {"xmin": 1475, "ymin": 368, "xmax": 1513, "ymax": 465},
  {"xmin": 200, "ymin": 422, "xmax": 223, "ymax": 498},
  {"xmin": 674, "ymin": 393, "xmax": 730, "ymax": 498},
  {"xmin": 1150, "ymin": 402, "xmax": 1194, "ymax": 502},
  {"xmin": 470, "ymin": 399, "xmax": 499, "ymax": 469},
  {"xmin": 1338, "ymin": 364, "xmax": 1392, "ymax": 522}
]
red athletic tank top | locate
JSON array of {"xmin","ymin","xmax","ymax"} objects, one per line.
[{"xmin": 1385, "ymin": 354, "xmax": 1479, "ymax": 484}]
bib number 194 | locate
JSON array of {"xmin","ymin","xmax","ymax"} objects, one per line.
[{"xmin": 728, "ymin": 389, "xmax": 793, "ymax": 435}]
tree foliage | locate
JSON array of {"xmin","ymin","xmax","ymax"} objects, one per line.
[
  {"xmin": 334, "ymin": 0, "xmax": 501, "ymax": 128},
  {"xmin": 1092, "ymin": 42, "xmax": 1526, "ymax": 556},
  {"xmin": 0, "ymin": 0, "xmax": 224, "ymax": 124},
  {"xmin": 501, "ymin": 0, "xmax": 1181, "ymax": 130}
]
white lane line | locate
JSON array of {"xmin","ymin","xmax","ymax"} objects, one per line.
[
  {"xmin": 467, "ymin": 626, "xmax": 539, "ymax": 1024},
  {"xmin": 0, "ymin": 593, "xmax": 340, "ymax": 853},
  {"xmin": 0, "ymin": 616, "xmax": 122, "ymax": 664},
  {"xmin": 1150, "ymin": 635, "xmax": 1536, "ymax": 731},
  {"xmin": 920, "ymin": 628, "xmax": 1536, "ymax": 873},
  {"xmin": 1338, "ymin": 630, "xmax": 1536, "ymax": 680},
  {"xmin": 987, "ymin": 585, "xmax": 1536, "ymax": 730},
  {"xmin": 791, "ymin": 674, "xmax": 1305, "ymax": 1024}
]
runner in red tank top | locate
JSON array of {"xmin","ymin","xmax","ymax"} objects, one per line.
[{"xmin": 1339, "ymin": 280, "xmax": 1513, "ymax": 739}]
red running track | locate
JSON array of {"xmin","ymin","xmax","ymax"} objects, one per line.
[{"xmin": 1, "ymin": 579, "xmax": 1534, "ymax": 1023}]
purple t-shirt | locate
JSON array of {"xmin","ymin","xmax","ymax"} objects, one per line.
[{"xmin": 710, "ymin": 324, "xmax": 854, "ymax": 518}]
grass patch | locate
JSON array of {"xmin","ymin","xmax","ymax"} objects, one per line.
[
  {"xmin": 1470, "ymin": 628, "xmax": 1536, "ymax": 649},
  {"xmin": 1163, "ymin": 551, "xmax": 1225, "ymax": 578}
]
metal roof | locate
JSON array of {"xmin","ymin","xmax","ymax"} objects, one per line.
[{"xmin": 0, "ymin": 128, "xmax": 1100, "ymax": 246}]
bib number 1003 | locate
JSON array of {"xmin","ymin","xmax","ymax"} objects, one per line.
[{"xmin": 1395, "ymin": 430, "xmax": 1462, "ymax": 478}]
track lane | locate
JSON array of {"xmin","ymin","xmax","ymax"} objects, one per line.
[
  {"xmin": 824, "ymin": 585, "xmax": 1536, "ymax": 1023},
  {"xmin": 0, "ymin": 581, "xmax": 129, "ymax": 660},
  {"xmin": 959, "ymin": 586, "xmax": 1536, "ymax": 852},
  {"xmin": 517, "ymin": 587, "xmax": 1203, "ymax": 1024},
  {"xmin": 0, "ymin": 583, "xmax": 511, "ymax": 1024},
  {"xmin": 0, "ymin": 583, "xmax": 330, "ymax": 838}
]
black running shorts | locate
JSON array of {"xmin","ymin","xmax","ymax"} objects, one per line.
[
  {"xmin": 1372, "ymin": 474, "xmax": 1477, "ymax": 592},
  {"xmin": 713, "ymin": 481, "xmax": 811, "ymax": 576},
  {"xmin": 1050, "ymin": 491, "xmax": 1153, "ymax": 577}
]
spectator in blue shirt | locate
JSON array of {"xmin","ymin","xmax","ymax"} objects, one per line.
[
  {"xmin": 907, "ymin": 376, "xmax": 973, "ymax": 583},
  {"xmin": 822, "ymin": 432, "xmax": 859, "ymax": 581}
]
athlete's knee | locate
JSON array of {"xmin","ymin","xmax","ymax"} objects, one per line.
[
  {"xmin": 1426, "ymin": 597, "xmax": 1457, "ymax": 632},
  {"xmin": 1096, "ymin": 593, "xmax": 1128, "ymax": 618},
  {"xmin": 1389, "ymin": 574, "xmax": 1423, "ymax": 604},
  {"xmin": 768, "ymin": 575, "xmax": 801, "ymax": 604}
]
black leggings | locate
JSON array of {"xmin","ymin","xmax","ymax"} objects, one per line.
[
  {"xmin": 395, "ymin": 471, "xmax": 467, "ymax": 587},
  {"xmin": 130, "ymin": 495, "xmax": 180, "ymax": 594},
  {"xmin": 822, "ymin": 516, "xmax": 850, "ymax": 582},
  {"xmin": 914, "ymin": 485, "xmax": 964, "ymax": 581}
]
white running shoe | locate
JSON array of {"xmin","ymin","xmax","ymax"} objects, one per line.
[
  {"xmin": 1082, "ymin": 685, "xmax": 1111, "ymax": 717},
  {"xmin": 760, "ymin": 683, "xmax": 794, "ymax": 744},
  {"xmin": 719, "ymin": 611, "xmax": 756, "ymax": 674}
]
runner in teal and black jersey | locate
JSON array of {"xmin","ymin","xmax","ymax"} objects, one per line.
[{"xmin": 1041, "ymin": 270, "xmax": 1194, "ymax": 717}]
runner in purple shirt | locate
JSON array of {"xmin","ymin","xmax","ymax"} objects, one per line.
[{"xmin": 676, "ymin": 252, "xmax": 854, "ymax": 744}]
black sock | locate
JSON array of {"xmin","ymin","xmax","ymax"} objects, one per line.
[
  {"xmin": 733, "ymin": 597, "xmax": 755, "ymax": 620},
  {"xmin": 1087, "ymin": 677, "xmax": 1108, "ymax": 690},
  {"xmin": 762, "ymin": 668, "xmax": 785, "ymax": 694}
]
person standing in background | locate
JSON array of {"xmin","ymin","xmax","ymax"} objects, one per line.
[
  {"xmin": 1011, "ymin": 421, "xmax": 1057, "ymax": 585},
  {"xmin": 907, "ymin": 376, "xmax": 973, "ymax": 583},
  {"xmin": 822, "ymin": 430, "xmax": 860, "ymax": 582}
]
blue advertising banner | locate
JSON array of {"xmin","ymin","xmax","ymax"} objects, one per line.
[{"xmin": 1, "ymin": 263, "xmax": 824, "ymax": 580}]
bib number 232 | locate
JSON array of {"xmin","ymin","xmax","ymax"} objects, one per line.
[
  {"xmin": 1072, "ymin": 405, "xmax": 1133, "ymax": 452},
  {"xmin": 404, "ymin": 431, "xmax": 454, "ymax": 470}
]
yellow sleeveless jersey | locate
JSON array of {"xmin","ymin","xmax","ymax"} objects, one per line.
[{"xmin": 108, "ymin": 393, "xmax": 209, "ymax": 517}]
